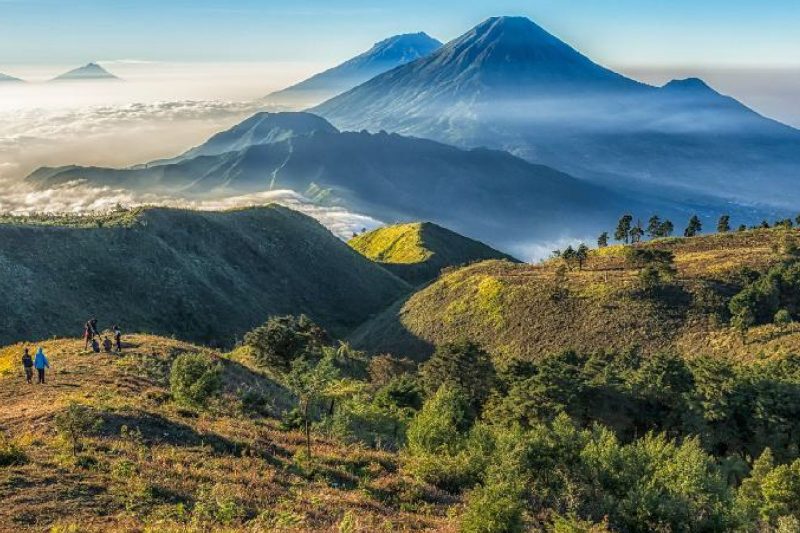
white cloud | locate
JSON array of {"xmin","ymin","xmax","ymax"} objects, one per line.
[{"xmin": 0, "ymin": 179, "xmax": 382, "ymax": 240}]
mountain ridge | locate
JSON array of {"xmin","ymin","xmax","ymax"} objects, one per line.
[
  {"xmin": 264, "ymin": 32, "xmax": 442, "ymax": 107},
  {"xmin": 312, "ymin": 16, "xmax": 800, "ymax": 209},
  {"xmin": 51, "ymin": 62, "xmax": 119, "ymax": 81}
]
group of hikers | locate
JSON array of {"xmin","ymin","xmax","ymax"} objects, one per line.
[
  {"xmin": 83, "ymin": 319, "xmax": 122, "ymax": 354},
  {"xmin": 20, "ymin": 319, "xmax": 123, "ymax": 385}
]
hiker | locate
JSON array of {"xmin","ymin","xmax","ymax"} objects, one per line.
[
  {"xmin": 91, "ymin": 337, "xmax": 101, "ymax": 353},
  {"xmin": 34, "ymin": 347, "xmax": 49, "ymax": 384},
  {"xmin": 21, "ymin": 348, "xmax": 33, "ymax": 384},
  {"xmin": 112, "ymin": 324, "xmax": 122, "ymax": 353},
  {"xmin": 84, "ymin": 318, "xmax": 99, "ymax": 350},
  {"xmin": 102, "ymin": 336, "xmax": 113, "ymax": 353}
]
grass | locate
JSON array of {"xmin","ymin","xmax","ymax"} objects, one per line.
[
  {"xmin": 0, "ymin": 335, "xmax": 453, "ymax": 532},
  {"xmin": 0, "ymin": 204, "xmax": 410, "ymax": 347},
  {"xmin": 349, "ymin": 222, "xmax": 517, "ymax": 285},
  {"xmin": 351, "ymin": 227, "xmax": 800, "ymax": 362}
]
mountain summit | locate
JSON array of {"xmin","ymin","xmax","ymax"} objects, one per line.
[
  {"xmin": 313, "ymin": 16, "xmax": 800, "ymax": 209},
  {"xmin": 0, "ymin": 72, "xmax": 23, "ymax": 83},
  {"xmin": 52, "ymin": 62, "xmax": 119, "ymax": 81},
  {"xmin": 263, "ymin": 32, "xmax": 442, "ymax": 107}
]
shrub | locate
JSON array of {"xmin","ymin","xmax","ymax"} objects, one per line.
[
  {"xmin": 405, "ymin": 385, "xmax": 493, "ymax": 491},
  {"xmin": 0, "ymin": 435, "xmax": 27, "ymax": 466},
  {"xmin": 420, "ymin": 341, "xmax": 496, "ymax": 414},
  {"xmin": 244, "ymin": 315, "xmax": 327, "ymax": 372},
  {"xmin": 169, "ymin": 353, "xmax": 222, "ymax": 407},
  {"xmin": 54, "ymin": 402, "xmax": 102, "ymax": 456}
]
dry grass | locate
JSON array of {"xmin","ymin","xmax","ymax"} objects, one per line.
[{"xmin": 0, "ymin": 336, "xmax": 454, "ymax": 532}]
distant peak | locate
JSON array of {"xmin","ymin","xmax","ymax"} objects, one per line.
[{"xmin": 662, "ymin": 77, "xmax": 717, "ymax": 94}]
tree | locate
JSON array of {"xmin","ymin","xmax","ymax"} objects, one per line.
[
  {"xmin": 286, "ymin": 354, "xmax": 340, "ymax": 458},
  {"xmin": 170, "ymin": 353, "xmax": 222, "ymax": 407},
  {"xmin": 732, "ymin": 307, "xmax": 756, "ymax": 343},
  {"xmin": 419, "ymin": 341, "xmax": 496, "ymax": 415},
  {"xmin": 562, "ymin": 245, "xmax": 577, "ymax": 270},
  {"xmin": 660, "ymin": 219, "xmax": 675, "ymax": 237},
  {"xmin": 244, "ymin": 315, "xmax": 327, "ymax": 372},
  {"xmin": 576, "ymin": 244, "xmax": 589, "ymax": 270},
  {"xmin": 717, "ymin": 215, "xmax": 731, "ymax": 233},
  {"xmin": 684, "ymin": 215, "xmax": 703, "ymax": 237},
  {"xmin": 597, "ymin": 232, "xmax": 609, "ymax": 248},
  {"xmin": 630, "ymin": 220, "xmax": 644, "ymax": 244},
  {"xmin": 738, "ymin": 224, "xmax": 747, "ymax": 232},
  {"xmin": 760, "ymin": 220, "xmax": 771, "ymax": 229},
  {"xmin": 615, "ymin": 214, "xmax": 633, "ymax": 244},
  {"xmin": 647, "ymin": 215, "xmax": 662, "ymax": 238}
]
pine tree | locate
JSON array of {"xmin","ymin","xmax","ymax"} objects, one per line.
[
  {"xmin": 597, "ymin": 232, "xmax": 609, "ymax": 248},
  {"xmin": 660, "ymin": 220, "xmax": 674, "ymax": 237},
  {"xmin": 576, "ymin": 244, "xmax": 589, "ymax": 270},
  {"xmin": 630, "ymin": 220, "xmax": 644, "ymax": 244},
  {"xmin": 615, "ymin": 215, "xmax": 633, "ymax": 244},
  {"xmin": 647, "ymin": 215, "xmax": 662, "ymax": 238},
  {"xmin": 717, "ymin": 215, "xmax": 731, "ymax": 233},
  {"xmin": 684, "ymin": 215, "xmax": 702, "ymax": 237}
]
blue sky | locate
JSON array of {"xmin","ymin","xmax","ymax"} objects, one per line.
[{"xmin": 1, "ymin": 0, "xmax": 798, "ymax": 67}]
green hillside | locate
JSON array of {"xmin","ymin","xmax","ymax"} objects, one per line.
[
  {"xmin": 351, "ymin": 227, "xmax": 800, "ymax": 361},
  {"xmin": 349, "ymin": 222, "xmax": 518, "ymax": 285},
  {"xmin": 0, "ymin": 205, "xmax": 409, "ymax": 347}
]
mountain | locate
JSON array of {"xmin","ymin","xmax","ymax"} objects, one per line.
[
  {"xmin": 0, "ymin": 72, "xmax": 23, "ymax": 82},
  {"xmin": 149, "ymin": 112, "xmax": 338, "ymax": 165},
  {"xmin": 263, "ymin": 33, "xmax": 442, "ymax": 107},
  {"xmin": 26, "ymin": 112, "xmax": 640, "ymax": 254},
  {"xmin": 349, "ymin": 227, "xmax": 800, "ymax": 361},
  {"xmin": 51, "ymin": 62, "xmax": 119, "ymax": 81},
  {"xmin": 312, "ymin": 16, "xmax": 800, "ymax": 209},
  {"xmin": 0, "ymin": 205, "xmax": 409, "ymax": 346},
  {"xmin": 349, "ymin": 222, "xmax": 518, "ymax": 285}
]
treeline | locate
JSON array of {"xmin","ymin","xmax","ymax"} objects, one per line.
[
  {"xmin": 168, "ymin": 315, "xmax": 800, "ymax": 531},
  {"xmin": 602, "ymin": 212, "xmax": 800, "ymax": 248}
]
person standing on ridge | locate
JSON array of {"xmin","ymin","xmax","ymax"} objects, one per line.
[
  {"xmin": 21, "ymin": 348, "xmax": 33, "ymax": 384},
  {"xmin": 34, "ymin": 347, "xmax": 49, "ymax": 384},
  {"xmin": 112, "ymin": 325, "xmax": 122, "ymax": 353},
  {"xmin": 84, "ymin": 318, "xmax": 99, "ymax": 351}
]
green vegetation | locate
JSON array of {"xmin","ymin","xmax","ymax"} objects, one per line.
[
  {"xmin": 349, "ymin": 221, "xmax": 517, "ymax": 285},
  {"xmin": 169, "ymin": 353, "xmax": 222, "ymax": 407},
  {"xmin": 0, "ymin": 205, "xmax": 145, "ymax": 228},
  {"xmin": 353, "ymin": 226, "xmax": 800, "ymax": 361},
  {"xmin": 0, "ymin": 204, "xmax": 409, "ymax": 346}
]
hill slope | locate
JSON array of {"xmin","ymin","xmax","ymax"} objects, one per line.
[
  {"xmin": 349, "ymin": 222, "xmax": 518, "ymax": 284},
  {"xmin": 312, "ymin": 16, "xmax": 800, "ymax": 209},
  {"xmin": 0, "ymin": 72, "xmax": 23, "ymax": 82},
  {"xmin": 0, "ymin": 335, "xmax": 449, "ymax": 531},
  {"xmin": 263, "ymin": 33, "xmax": 442, "ymax": 107},
  {"xmin": 0, "ymin": 205, "xmax": 409, "ymax": 346},
  {"xmin": 351, "ymin": 228, "xmax": 800, "ymax": 360}
]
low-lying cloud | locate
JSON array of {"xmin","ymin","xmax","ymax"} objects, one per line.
[
  {"xmin": 0, "ymin": 99, "xmax": 267, "ymax": 181},
  {"xmin": 0, "ymin": 179, "xmax": 382, "ymax": 240}
]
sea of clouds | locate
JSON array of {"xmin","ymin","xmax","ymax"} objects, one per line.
[{"xmin": 0, "ymin": 62, "xmax": 385, "ymax": 241}]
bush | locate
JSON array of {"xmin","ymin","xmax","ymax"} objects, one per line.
[
  {"xmin": 404, "ymin": 385, "xmax": 493, "ymax": 491},
  {"xmin": 169, "ymin": 353, "xmax": 222, "ymax": 407},
  {"xmin": 54, "ymin": 402, "xmax": 102, "ymax": 456},
  {"xmin": 244, "ymin": 315, "xmax": 327, "ymax": 372},
  {"xmin": 460, "ymin": 479, "xmax": 525, "ymax": 533},
  {"xmin": 420, "ymin": 341, "xmax": 496, "ymax": 414},
  {"xmin": 0, "ymin": 435, "xmax": 27, "ymax": 466}
]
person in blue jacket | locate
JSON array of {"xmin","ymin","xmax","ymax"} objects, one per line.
[{"xmin": 34, "ymin": 347, "xmax": 49, "ymax": 384}]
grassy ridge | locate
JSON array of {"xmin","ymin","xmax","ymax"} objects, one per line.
[
  {"xmin": 351, "ymin": 228, "xmax": 800, "ymax": 360},
  {"xmin": 349, "ymin": 222, "xmax": 518, "ymax": 285},
  {"xmin": 0, "ymin": 205, "xmax": 410, "ymax": 347}
]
